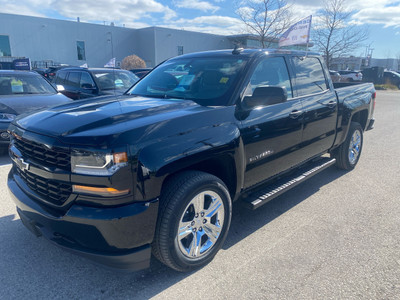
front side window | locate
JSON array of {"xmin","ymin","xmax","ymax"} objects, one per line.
[
  {"xmin": 80, "ymin": 72, "xmax": 95, "ymax": 88},
  {"xmin": 65, "ymin": 72, "xmax": 81, "ymax": 88},
  {"xmin": 127, "ymin": 57, "xmax": 248, "ymax": 106},
  {"xmin": 245, "ymin": 56, "xmax": 293, "ymax": 99},
  {"xmin": 77, "ymin": 41, "xmax": 86, "ymax": 61},
  {"xmin": 0, "ymin": 35, "xmax": 11, "ymax": 57},
  {"xmin": 292, "ymin": 57, "xmax": 328, "ymax": 96}
]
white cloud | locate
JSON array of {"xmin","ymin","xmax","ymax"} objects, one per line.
[
  {"xmin": 352, "ymin": 6, "xmax": 400, "ymax": 28},
  {"xmin": 174, "ymin": 0, "xmax": 220, "ymax": 13},
  {"xmin": 289, "ymin": 0, "xmax": 400, "ymax": 28},
  {"xmin": 54, "ymin": 0, "xmax": 177, "ymax": 22},
  {"xmin": 0, "ymin": 0, "xmax": 48, "ymax": 17},
  {"xmin": 0, "ymin": 0, "xmax": 177, "ymax": 23},
  {"xmin": 163, "ymin": 15, "xmax": 245, "ymax": 35}
]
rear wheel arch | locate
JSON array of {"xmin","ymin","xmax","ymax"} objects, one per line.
[{"xmin": 350, "ymin": 109, "xmax": 368, "ymax": 131}]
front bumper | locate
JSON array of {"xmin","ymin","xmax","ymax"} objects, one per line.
[{"xmin": 8, "ymin": 168, "xmax": 159, "ymax": 271}]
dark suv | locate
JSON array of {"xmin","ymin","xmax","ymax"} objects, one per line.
[
  {"xmin": 383, "ymin": 71, "xmax": 400, "ymax": 88},
  {"xmin": 53, "ymin": 67, "xmax": 139, "ymax": 100}
]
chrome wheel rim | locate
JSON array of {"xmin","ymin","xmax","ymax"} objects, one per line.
[
  {"xmin": 348, "ymin": 129, "xmax": 362, "ymax": 165},
  {"xmin": 177, "ymin": 191, "xmax": 225, "ymax": 259}
]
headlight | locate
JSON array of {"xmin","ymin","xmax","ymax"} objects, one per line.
[
  {"xmin": 0, "ymin": 113, "xmax": 16, "ymax": 122},
  {"xmin": 71, "ymin": 151, "xmax": 128, "ymax": 176}
]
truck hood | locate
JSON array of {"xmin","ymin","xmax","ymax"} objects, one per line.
[{"xmin": 14, "ymin": 95, "xmax": 215, "ymax": 146}]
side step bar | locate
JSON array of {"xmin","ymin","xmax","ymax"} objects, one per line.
[{"xmin": 242, "ymin": 157, "xmax": 336, "ymax": 210}]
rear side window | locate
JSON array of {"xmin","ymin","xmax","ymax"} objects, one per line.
[
  {"xmin": 292, "ymin": 57, "xmax": 328, "ymax": 96},
  {"xmin": 54, "ymin": 70, "xmax": 67, "ymax": 85},
  {"xmin": 65, "ymin": 72, "xmax": 81, "ymax": 88}
]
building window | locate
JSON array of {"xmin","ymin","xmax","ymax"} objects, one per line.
[
  {"xmin": 0, "ymin": 35, "xmax": 11, "ymax": 57},
  {"xmin": 77, "ymin": 41, "xmax": 86, "ymax": 61},
  {"xmin": 177, "ymin": 46, "xmax": 183, "ymax": 56}
]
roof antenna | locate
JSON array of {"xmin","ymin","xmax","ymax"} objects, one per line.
[{"xmin": 232, "ymin": 44, "xmax": 244, "ymax": 55}]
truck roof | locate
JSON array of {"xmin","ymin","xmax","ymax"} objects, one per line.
[{"xmin": 172, "ymin": 48, "xmax": 321, "ymax": 60}]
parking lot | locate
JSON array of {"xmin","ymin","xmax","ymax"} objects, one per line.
[{"xmin": 0, "ymin": 90, "xmax": 399, "ymax": 299}]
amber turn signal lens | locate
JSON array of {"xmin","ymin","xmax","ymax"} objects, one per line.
[
  {"xmin": 73, "ymin": 185, "xmax": 129, "ymax": 197},
  {"xmin": 113, "ymin": 152, "xmax": 128, "ymax": 164}
]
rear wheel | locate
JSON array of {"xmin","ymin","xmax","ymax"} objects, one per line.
[
  {"xmin": 152, "ymin": 171, "xmax": 232, "ymax": 272},
  {"xmin": 334, "ymin": 122, "xmax": 363, "ymax": 170}
]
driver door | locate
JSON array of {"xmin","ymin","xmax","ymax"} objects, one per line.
[{"xmin": 239, "ymin": 56, "xmax": 304, "ymax": 188}]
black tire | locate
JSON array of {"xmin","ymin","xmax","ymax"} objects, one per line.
[
  {"xmin": 152, "ymin": 171, "xmax": 232, "ymax": 272},
  {"xmin": 334, "ymin": 122, "xmax": 363, "ymax": 170}
]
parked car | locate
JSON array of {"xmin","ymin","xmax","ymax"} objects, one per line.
[
  {"xmin": 43, "ymin": 65, "xmax": 71, "ymax": 81},
  {"xmin": 0, "ymin": 70, "xmax": 72, "ymax": 153},
  {"xmin": 338, "ymin": 70, "xmax": 363, "ymax": 82},
  {"xmin": 7, "ymin": 49, "xmax": 375, "ymax": 271},
  {"xmin": 53, "ymin": 67, "xmax": 139, "ymax": 100},
  {"xmin": 383, "ymin": 71, "xmax": 400, "ymax": 88},
  {"xmin": 130, "ymin": 68, "xmax": 152, "ymax": 78},
  {"xmin": 329, "ymin": 70, "xmax": 342, "ymax": 82},
  {"xmin": 32, "ymin": 68, "xmax": 48, "ymax": 77}
]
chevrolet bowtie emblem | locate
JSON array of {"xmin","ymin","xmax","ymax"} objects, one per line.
[{"xmin": 16, "ymin": 157, "xmax": 30, "ymax": 171}]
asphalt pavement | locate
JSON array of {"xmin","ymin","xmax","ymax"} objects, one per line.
[{"xmin": 0, "ymin": 90, "xmax": 399, "ymax": 299}]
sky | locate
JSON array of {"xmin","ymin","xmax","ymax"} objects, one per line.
[{"xmin": 0, "ymin": 0, "xmax": 399, "ymax": 59}]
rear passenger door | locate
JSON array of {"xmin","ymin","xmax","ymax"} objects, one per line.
[
  {"xmin": 64, "ymin": 71, "xmax": 81, "ymax": 100},
  {"xmin": 291, "ymin": 56, "xmax": 337, "ymax": 161}
]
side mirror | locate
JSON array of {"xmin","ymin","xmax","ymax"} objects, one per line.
[
  {"xmin": 243, "ymin": 86, "xmax": 287, "ymax": 109},
  {"xmin": 56, "ymin": 84, "xmax": 65, "ymax": 92}
]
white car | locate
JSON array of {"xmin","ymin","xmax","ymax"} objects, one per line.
[{"xmin": 338, "ymin": 70, "xmax": 363, "ymax": 82}]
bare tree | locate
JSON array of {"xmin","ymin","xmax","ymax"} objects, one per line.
[
  {"xmin": 313, "ymin": 0, "xmax": 369, "ymax": 69},
  {"xmin": 121, "ymin": 54, "xmax": 146, "ymax": 70},
  {"xmin": 235, "ymin": 0, "xmax": 293, "ymax": 48}
]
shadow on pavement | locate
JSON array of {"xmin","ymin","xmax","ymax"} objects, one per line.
[
  {"xmin": 0, "ymin": 167, "xmax": 347, "ymax": 299},
  {"xmin": 224, "ymin": 167, "xmax": 347, "ymax": 249}
]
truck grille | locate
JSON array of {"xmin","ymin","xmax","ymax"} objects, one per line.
[
  {"xmin": 13, "ymin": 135, "xmax": 70, "ymax": 171},
  {"xmin": 16, "ymin": 167, "xmax": 72, "ymax": 205}
]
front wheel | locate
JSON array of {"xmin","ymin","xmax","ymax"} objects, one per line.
[
  {"xmin": 333, "ymin": 122, "xmax": 363, "ymax": 170},
  {"xmin": 152, "ymin": 171, "xmax": 232, "ymax": 272}
]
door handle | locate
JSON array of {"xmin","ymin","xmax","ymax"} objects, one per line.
[{"xmin": 289, "ymin": 110, "xmax": 303, "ymax": 119}]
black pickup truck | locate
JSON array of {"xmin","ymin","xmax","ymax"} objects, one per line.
[{"xmin": 7, "ymin": 49, "xmax": 376, "ymax": 272}]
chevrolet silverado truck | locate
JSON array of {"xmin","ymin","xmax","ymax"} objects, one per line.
[{"xmin": 7, "ymin": 49, "xmax": 376, "ymax": 272}]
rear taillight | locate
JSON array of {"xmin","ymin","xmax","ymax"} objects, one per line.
[{"xmin": 372, "ymin": 92, "xmax": 376, "ymax": 110}]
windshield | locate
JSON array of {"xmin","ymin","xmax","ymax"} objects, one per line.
[
  {"xmin": 91, "ymin": 70, "xmax": 138, "ymax": 91},
  {"xmin": 0, "ymin": 73, "xmax": 56, "ymax": 95},
  {"xmin": 127, "ymin": 56, "xmax": 248, "ymax": 106}
]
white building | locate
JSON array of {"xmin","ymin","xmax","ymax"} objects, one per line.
[
  {"xmin": 0, "ymin": 13, "xmax": 312, "ymax": 70},
  {"xmin": 0, "ymin": 13, "xmax": 232, "ymax": 68}
]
